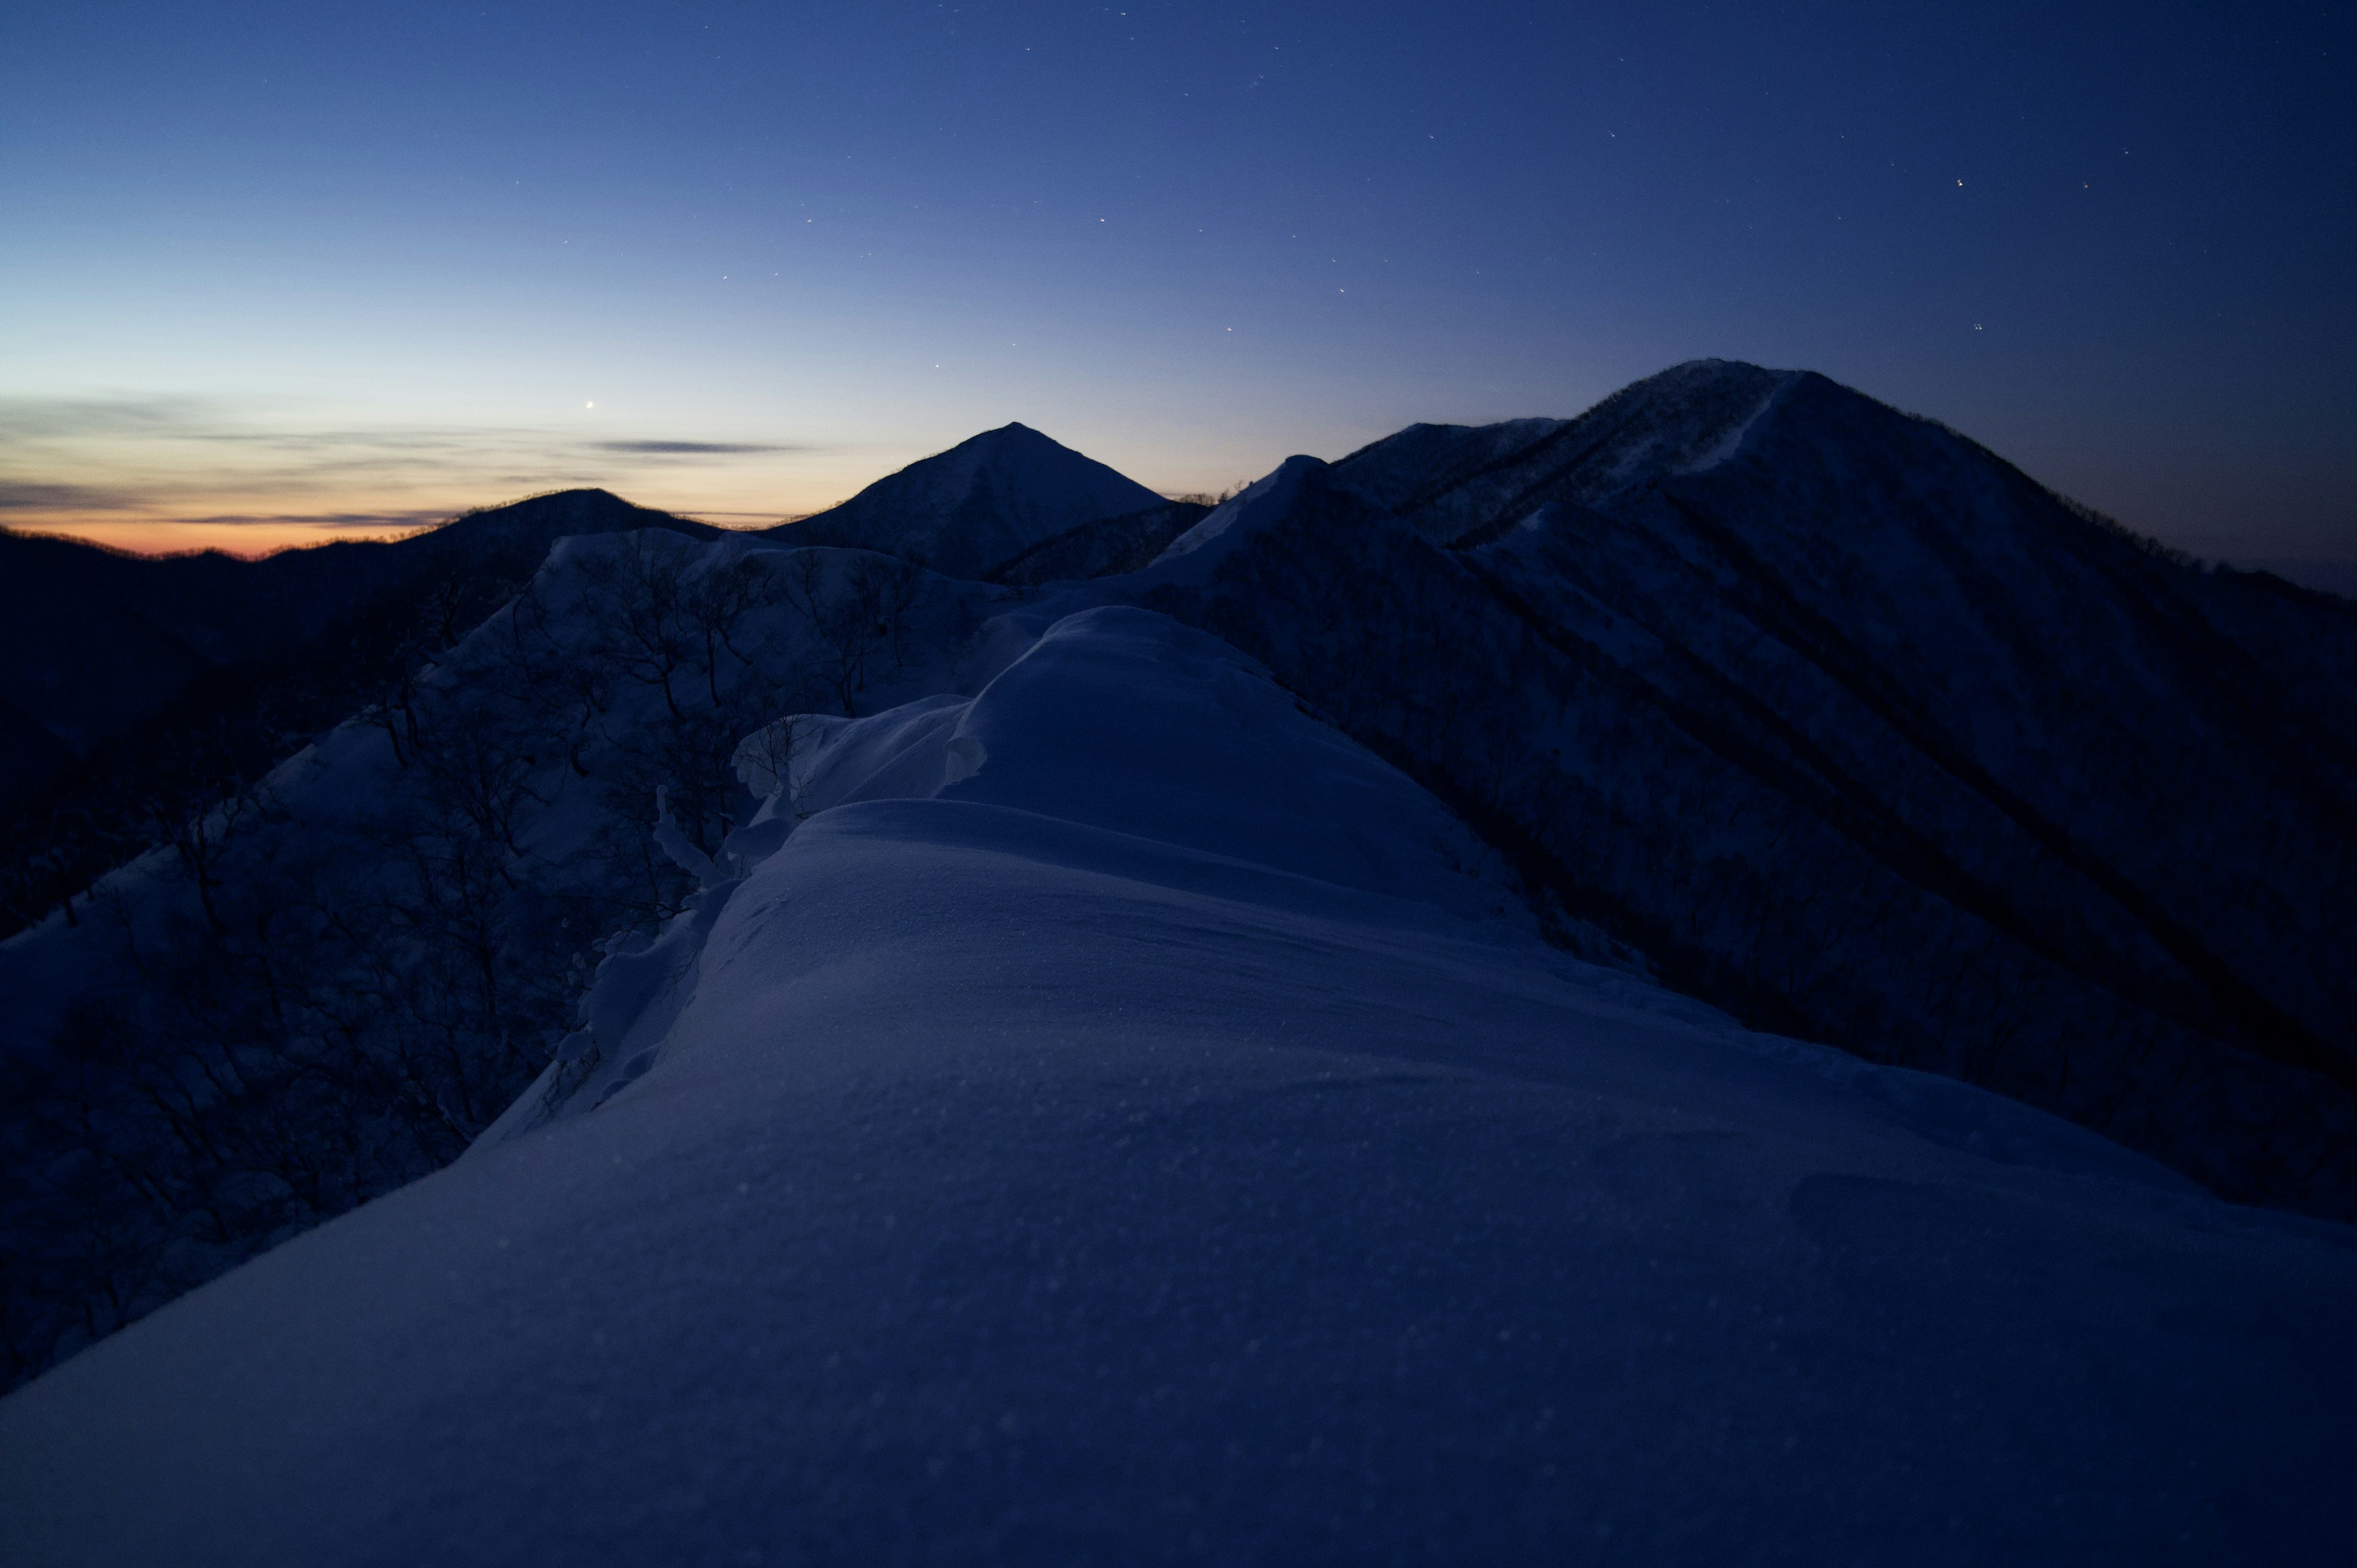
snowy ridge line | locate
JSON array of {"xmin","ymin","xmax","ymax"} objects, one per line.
[
  {"xmin": 5, "ymin": 355, "xmax": 2354, "ymax": 1424},
  {"xmin": 478, "ymin": 603, "xmax": 2197, "ymax": 1202},
  {"xmin": 6, "ymin": 603, "xmax": 2351, "ymax": 1564}
]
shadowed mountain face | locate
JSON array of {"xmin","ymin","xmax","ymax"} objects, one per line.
[
  {"xmin": 766, "ymin": 422, "xmax": 1166, "ymax": 581},
  {"xmin": 1, "ymin": 490, "xmax": 714, "ymax": 798},
  {"xmin": 0, "ymin": 490, "xmax": 718, "ymax": 933},
  {"xmin": 1134, "ymin": 360, "xmax": 2357, "ymax": 1211},
  {"xmin": 988, "ymin": 498, "xmax": 1212, "ymax": 586}
]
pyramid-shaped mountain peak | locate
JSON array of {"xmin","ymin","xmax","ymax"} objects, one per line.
[
  {"xmin": 769, "ymin": 424, "xmax": 1161, "ymax": 580},
  {"xmin": 940, "ymin": 420, "xmax": 1047, "ymax": 451}
]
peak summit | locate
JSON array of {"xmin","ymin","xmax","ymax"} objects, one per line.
[
  {"xmin": 1334, "ymin": 360, "xmax": 1803, "ymax": 539},
  {"xmin": 768, "ymin": 424, "xmax": 1161, "ymax": 580}
]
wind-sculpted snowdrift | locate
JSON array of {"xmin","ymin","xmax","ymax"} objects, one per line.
[{"xmin": 3, "ymin": 608, "xmax": 2352, "ymax": 1565}]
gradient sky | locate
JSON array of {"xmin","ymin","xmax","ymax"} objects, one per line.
[{"xmin": 2, "ymin": 1, "xmax": 2350, "ymax": 562}]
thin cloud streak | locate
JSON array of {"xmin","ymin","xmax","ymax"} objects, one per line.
[
  {"xmin": 0, "ymin": 481, "xmax": 147, "ymax": 511},
  {"xmin": 168, "ymin": 509, "xmax": 459, "ymax": 529},
  {"xmin": 0, "ymin": 394, "xmax": 827, "ymax": 549},
  {"xmin": 0, "ymin": 396, "xmax": 207, "ymax": 442},
  {"xmin": 588, "ymin": 440, "xmax": 803, "ymax": 456}
]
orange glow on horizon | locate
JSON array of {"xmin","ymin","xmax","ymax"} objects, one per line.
[
  {"xmin": 7, "ymin": 519, "xmax": 442, "ymax": 559},
  {"xmin": 4, "ymin": 503, "xmax": 792, "ymax": 560}
]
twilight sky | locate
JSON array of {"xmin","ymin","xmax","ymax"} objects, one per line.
[{"xmin": 2, "ymin": 1, "xmax": 2350, "ymax": 563}]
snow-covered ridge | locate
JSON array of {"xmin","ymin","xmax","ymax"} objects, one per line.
[
  {"xmin": 6, "ymin": 603, "xmax": 2351, "ymax": 1564},
  {"xmin": 474, "ymin": 605, "xmax": 1538, "ymax": 1148},
  {"xmin": 1152, "ymin": 454, "xmax": 1326, "ymax": 568},
  {"xmin": 6, "ymin": 357, "xmax": 2355, "ymax": 1548}
]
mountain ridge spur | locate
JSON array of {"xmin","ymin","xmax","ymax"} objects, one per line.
[{"xmin": 2, "ymin": 360, "xmax": 2351, "ymax": 1415}]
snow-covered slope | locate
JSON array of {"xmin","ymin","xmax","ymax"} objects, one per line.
[
  {"xmin": 0, "ymin": 490, "xmax": 721, "ymax": 940},
  {"xmin": 4, "ymin": 606, "xmax": 2350, "ymax": 1566},
  {"xmin": 0, "ymin": 525, "xmax": 1018, "ymax": 1388},
  {"xmin": 1128, "ymin": 365, "xmax": 2357, "ymax": 1213},
  {"xmin": 768, "ymin": 423, "xmax": 1165, "ymax": 581},
  {"xmin": 0, "ymin": 491, "xmax": 715, "ymax": 797},
  {"xmin": 988, "ymin": 498, "xmax": 1211, "ymax": 586}
]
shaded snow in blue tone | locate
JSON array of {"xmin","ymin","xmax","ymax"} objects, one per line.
[{"xmin": 3, "ymin": 606, "xmax": 2351, "ymax": 1565}]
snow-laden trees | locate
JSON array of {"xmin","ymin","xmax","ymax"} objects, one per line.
[
  {"xmin": 0, "ymin": 533, "xmax": 994, "ymax": 1388},
  {"xmin": 1137, "ymin": 462, "xmax": 2356, "ymax": 1218}
]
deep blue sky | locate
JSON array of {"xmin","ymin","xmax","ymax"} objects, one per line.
[{"xmin": 2, "ymin": 1, "xmax": 2350, "ymax": 561}]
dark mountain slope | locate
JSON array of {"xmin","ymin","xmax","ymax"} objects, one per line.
[
  {"xmin": 1, "ymin": 491, "xmax": 710, "ymax": 795},
  {"xmin": 1134, "ymin": 366, "xmax": 2355, "ymax": 1211},
  {"xmin": 0, "ymin": 536, "xmax": 219, "ymax": 790},
  {"xmin": 1380, "ymin": 365, "xmax": 2356, "ymax": 1073},
  {"xmin": 989, "ymin": 499, "xmax": 1212, "ymax": 586},
  {"xmin": 767, "ymin": 422, "xmax": 1165, "ymax": 580},
  {"xmin": 0, "ymin": 525, "xmax": 1014, "ymax": 1388},
  {"xmin": 0, "ymin": 491, "xmax": 719, "ymax": 934}
]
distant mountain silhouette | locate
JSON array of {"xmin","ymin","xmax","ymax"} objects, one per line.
[
  {"xmin": 767, "ymin": 422, "xmax": 1164, "ymax": 580},
  {"xmin": 2237, "ymin": 558, "xmax": 2357, "ymax": 599}
]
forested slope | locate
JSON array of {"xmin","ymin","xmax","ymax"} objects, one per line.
[
  {"xmin": 0, "ymin": 490, "xmax": 721, "ymax": 938},
  {"xmin": 1131, "ymin": 363, "xmax": 2356, "ymax": 1211},
  {"xmin": 0, "ymin": 528, "xmax": 1002, "ymax": 1386}
]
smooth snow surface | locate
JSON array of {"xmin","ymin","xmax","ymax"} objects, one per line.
[{"xmin": 3, "ymin": 608, "xmax": 2352, "ymax": 1566}]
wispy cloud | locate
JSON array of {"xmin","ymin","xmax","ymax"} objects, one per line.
[
  {"xmin": 0, "ymin": 393, "xmax": 822, "ymax": 547},
  {"xmin": 183, "ymin": 429, "xmax": 506, "ymax": 452},
  {"xmin": 588, "ymin": 440, "xmax": 802, "ymax": 456},
  {"xmin": 0, "ymin": 395, "xmax": 206, "ymax": 442},
  {"xmin": 169, "ymin": 509, "xmax": 457, "ymax": 530},
  {"xmin": 0, "ymin": 479, "xmax": 147, "ymax": 511}
]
